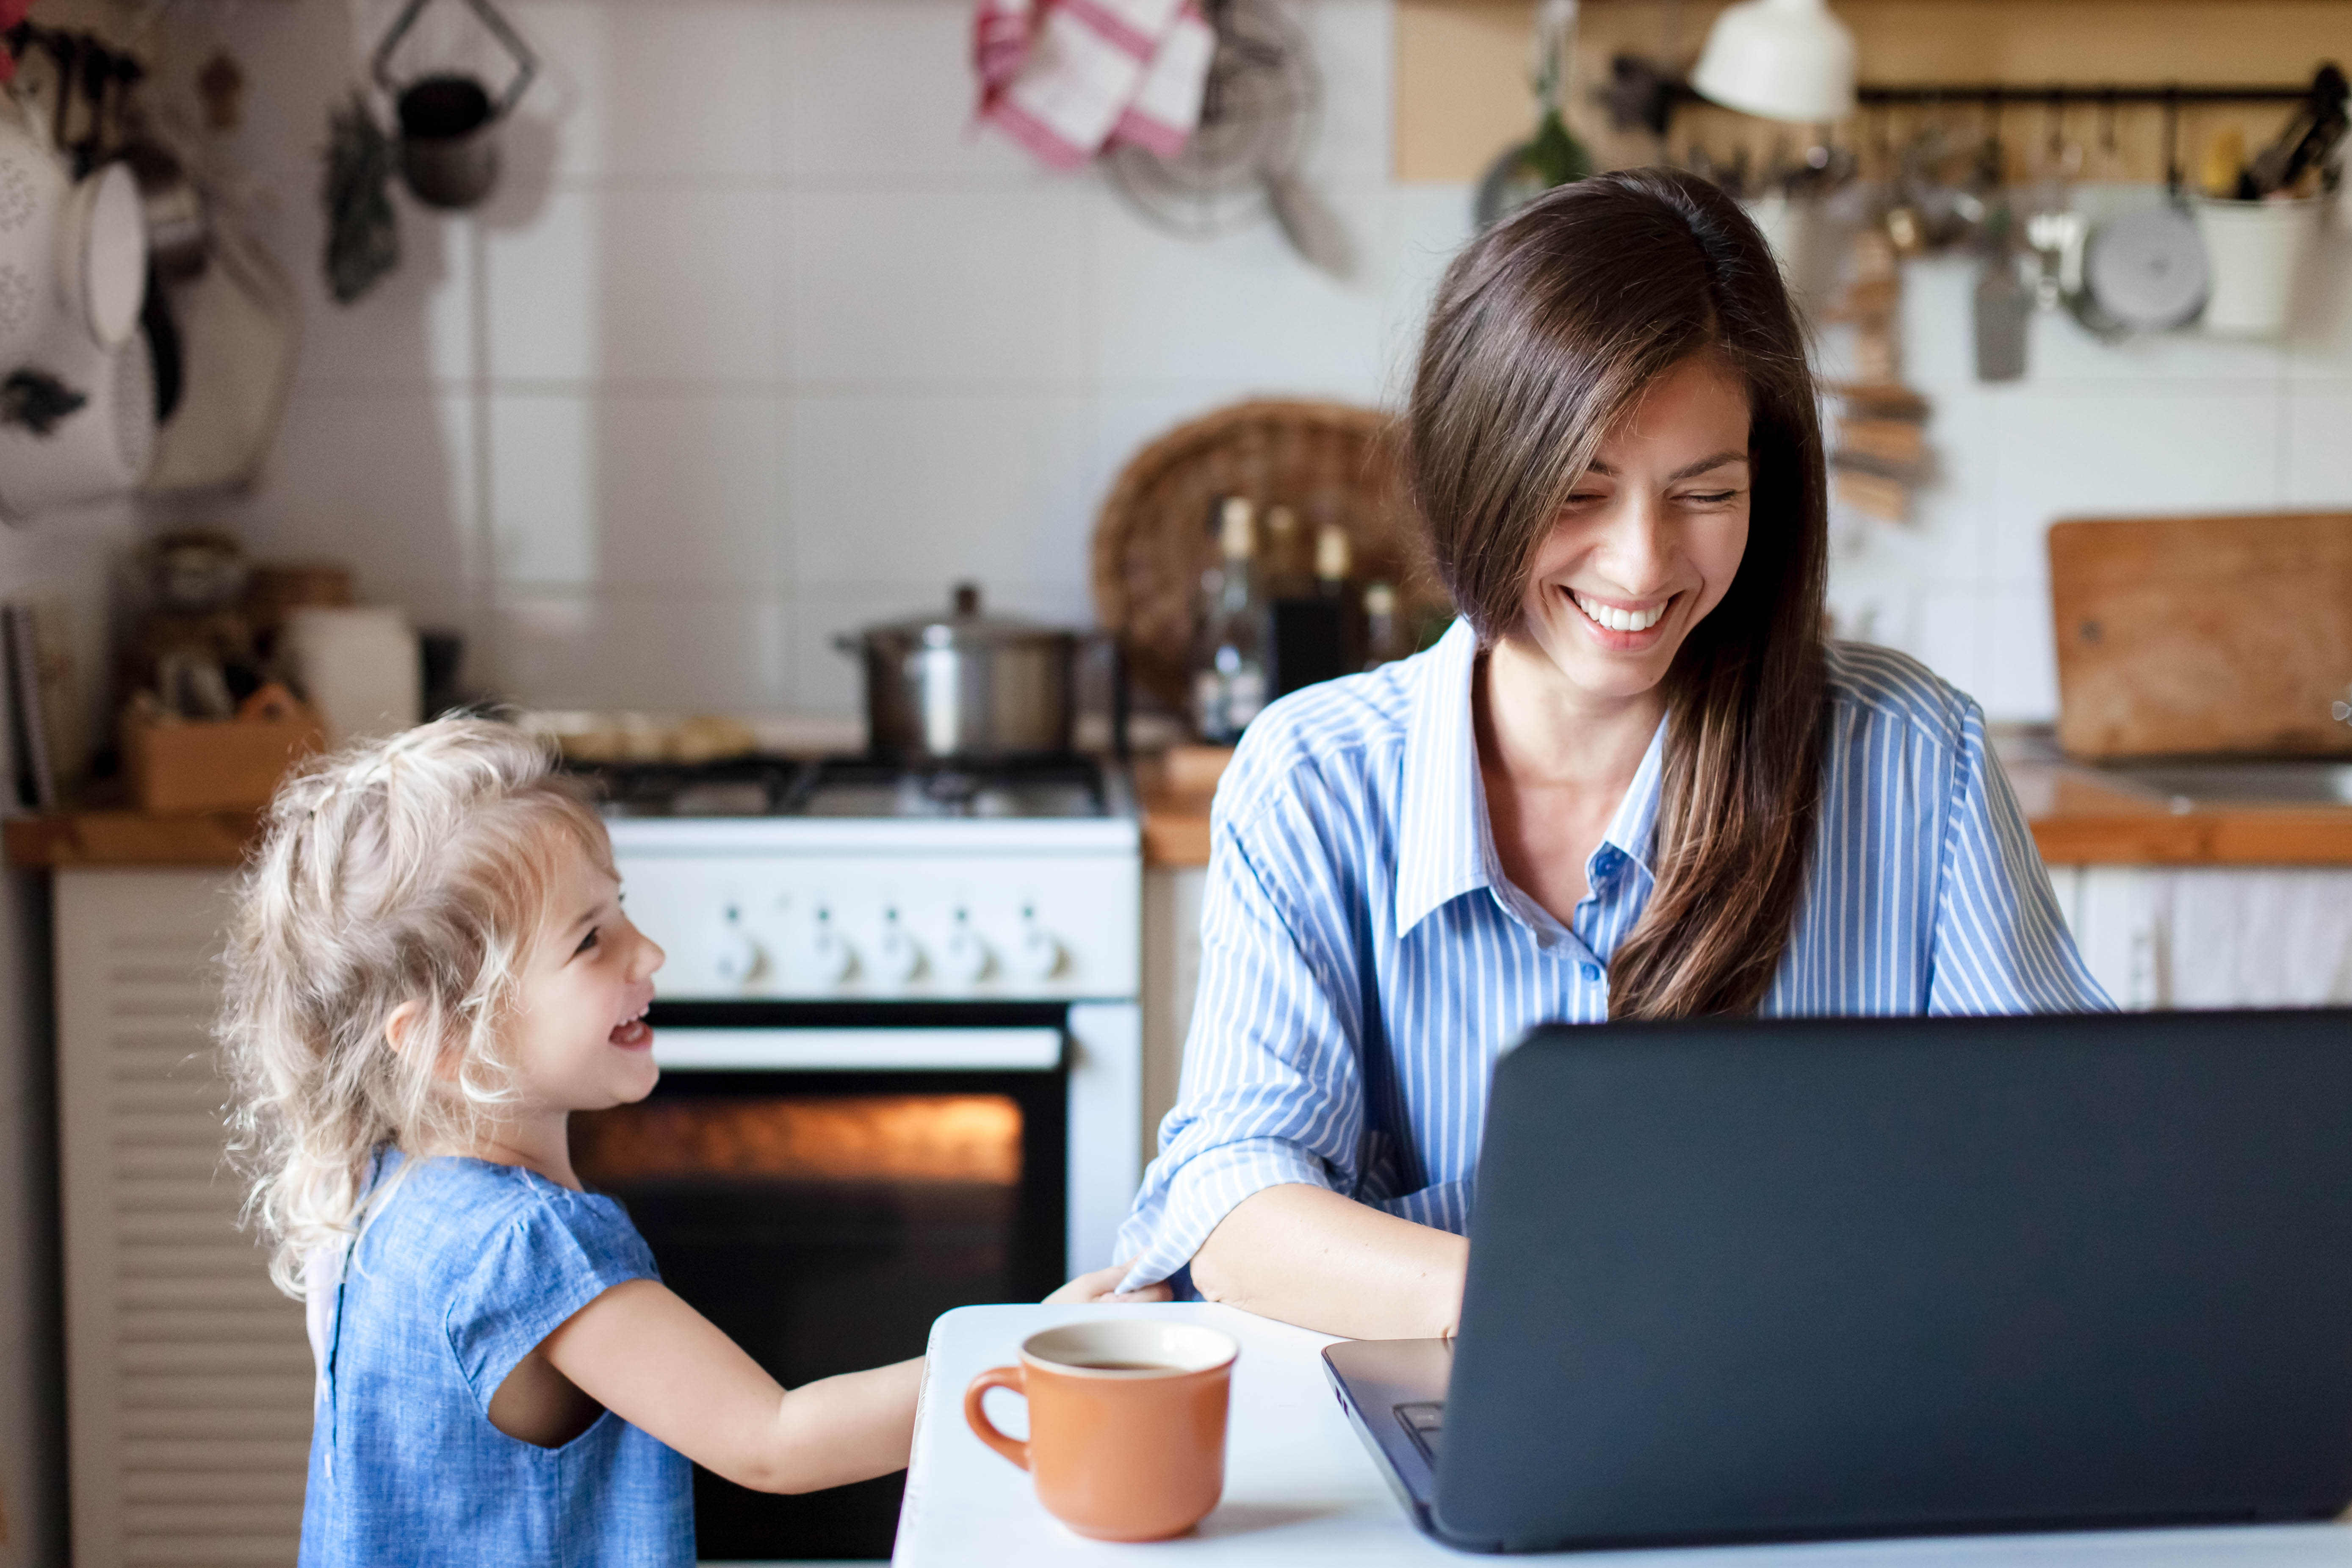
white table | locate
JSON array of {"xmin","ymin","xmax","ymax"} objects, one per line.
[{"xmin": 897, "ymin": 1302, "xmax": 2352, "ymax": 1566}]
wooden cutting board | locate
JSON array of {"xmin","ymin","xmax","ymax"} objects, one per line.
[{"xmin": 2049, "ymin": 512, "xmax": 2352, "ymax": 759}]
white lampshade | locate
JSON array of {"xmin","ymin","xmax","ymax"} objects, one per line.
[{"xmin": 1691, "ymin": 0, "xmax": 1856, "ymax": 124}]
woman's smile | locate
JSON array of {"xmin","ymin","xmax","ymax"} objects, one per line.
[{"xmin": 1562, "ymin": 586, "xmax": 1681, "ymax": 647}]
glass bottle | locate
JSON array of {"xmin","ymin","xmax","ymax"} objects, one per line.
[
  {"xmin": 1361, "ymin": 580, "xmax": 1408, "ymax": 671},
  {"xmin": 1262, "ymin": 505, "xmax": 1309, "ymax": 600},
  {"xmin": 1193, "ymin": 498, "xmax": 1269, "ymax": 743},
  {"xmin": 1315, "ymin": 525, "xmax": 1359, "ymax": 670}
]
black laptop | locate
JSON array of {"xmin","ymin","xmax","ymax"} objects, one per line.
[{"xmin": 1323, "ymin": 1009, "xmax": 2352, "ymax": 1554}]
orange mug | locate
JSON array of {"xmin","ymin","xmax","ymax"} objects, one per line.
[{"xmin": 964, "ymin": 1319, "xmax": 1239, "ymax": 1541}]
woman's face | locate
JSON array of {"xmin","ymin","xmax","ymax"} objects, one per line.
[{"xmin": 1515, "ymin": 354, "xmax": 1752, "ymax": 705}]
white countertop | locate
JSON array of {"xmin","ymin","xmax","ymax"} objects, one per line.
[{"xmin": 897, "ymin": 1302, "xmax": 2352, "ymax": 1566}]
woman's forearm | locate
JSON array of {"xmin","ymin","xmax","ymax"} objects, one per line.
[{"xmin": 1189, "ymin": 1183, "xmax": 1468, "ymax": 1340}]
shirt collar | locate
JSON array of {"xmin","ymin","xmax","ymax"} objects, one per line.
[{"xmin": 1393, "ymin": 619, "xmax": 1669, "ymax": 939}]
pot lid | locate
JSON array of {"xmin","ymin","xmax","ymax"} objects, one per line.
[
  {"xmin": 2086, "ymin": 207, "xmax": 2209, "ymax": 332},
  {"xmin": 861, "ymin": 583, "xmax": 1076, "ymax": 648}
]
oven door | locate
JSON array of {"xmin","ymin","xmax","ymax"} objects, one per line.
[{"xmin": 573, "ymin": 1004, "xmax": 1070, "ymax": 1562}]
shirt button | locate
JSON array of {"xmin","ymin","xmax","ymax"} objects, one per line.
[{"xmin": 1581, "ymin": 963, "xmax": 1602, "ymax": 982}]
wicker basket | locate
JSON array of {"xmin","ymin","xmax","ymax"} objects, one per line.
[{"xmin": 1090, "ymin": 399, "xmax": 1452, "ymax": 712}]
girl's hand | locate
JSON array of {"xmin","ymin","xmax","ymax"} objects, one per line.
[{"xmin": 1044, "ymin": 1257, "xmax": 1172, "ymax": 1305}]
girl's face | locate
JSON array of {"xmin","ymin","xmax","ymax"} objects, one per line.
[
  {"xmin": 1515, "ymin": 354, "xmax": 1753, "ymax": 705},
  {"xmin": 507, "ymin": 832, "xmax": 667, "ymax": 1115}
]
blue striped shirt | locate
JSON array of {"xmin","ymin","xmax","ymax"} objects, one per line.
[{"xmin": 1115, "ymin": 620, "xmax": 2110, "ymax": 1291}]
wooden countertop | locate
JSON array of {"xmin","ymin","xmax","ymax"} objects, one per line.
[
  {"xmin": 1135, "ymin": 744, "xmax": 2352, "ymax": 871},
  {"xmin": 4, "ymin": 807, "xmax": 263, "ymax": 868},
  {"xmin": 12, "ymin": 743, "xmax": 2351, "ymax": 871}
]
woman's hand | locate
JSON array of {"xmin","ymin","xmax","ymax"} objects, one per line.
[{"xmin": 1044, "ymin": 1257, "xmax": 1173, "ymax": 1305}]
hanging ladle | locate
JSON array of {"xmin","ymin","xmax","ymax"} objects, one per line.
[{"xmin": 370, "ymin": 0, "xmax": 537, "ymax": 210}]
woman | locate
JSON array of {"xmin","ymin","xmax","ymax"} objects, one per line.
[{"xmin": 1112, "ymin": 168, "xmax": 2107, "ymax": 1339}]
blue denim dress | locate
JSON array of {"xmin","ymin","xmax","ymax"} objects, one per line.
[{"xmin": 300, "ymin": 1152, "xmax": 695, "ymax": 1566}]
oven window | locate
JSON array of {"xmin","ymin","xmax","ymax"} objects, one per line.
[
  {"xmin": 576, "ymin": 1093, "xmax": 1024, "ymax": 1184},
  {"xmin": 574, "ymin": 1070, "xmax": 1065, "ymax": 1560}
]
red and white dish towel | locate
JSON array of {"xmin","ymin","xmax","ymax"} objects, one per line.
[{"xmin": 974, "ymin": 0, "xmax": 1215, "ymax": 168}]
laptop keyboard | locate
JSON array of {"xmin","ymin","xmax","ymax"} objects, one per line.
[{"xmin": 1395, "ymin": 1401, "xmax": 1445, "ymax": 1463}]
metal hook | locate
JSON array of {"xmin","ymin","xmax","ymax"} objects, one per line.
[
  {"xmin": 2161, "ymin": 83, "xmax": 2182, "ymax": 194},
  {"xmin": 370, "ymin": 0, "xmax": 538, "ymax": 121}
]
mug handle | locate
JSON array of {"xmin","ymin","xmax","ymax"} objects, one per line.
[{"xmin": 963, "ymin": 1365, "xmax": 1030, "ymax": 1471}]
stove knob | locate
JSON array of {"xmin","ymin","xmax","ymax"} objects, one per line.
[
  {"xmin": 712, "ymin": 912, "xmax": 764, "ymax": 987},
  {"xmin": 874, "ymin": 911, "xmax": 923, "ymax": 985},
  {"xmin": 940, "ymin": 912, "xmax": 991, "ymax": 984},
  {"xmin": 1012, "ymin": 909, "xmax": 1063, "ymax": 983},
  {"xmin": 808, "ymin": 911, "xmax": 856, "ymax": 984}
]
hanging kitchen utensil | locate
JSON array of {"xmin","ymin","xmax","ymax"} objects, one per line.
[
  {"xmin": 1104, "ymin": 0, "xmax": 1353, "ymax": 277},
  {"xmin": 1971, "ymin": 206, "xmax": 2032, "ymax": 382},
  {"xmin": 0, "ymin": 111, "xmax": 68, "ymax": 369},
  {"xmin": 322, "ymin": 91, "xmax": 400, "ymax": 304},
  {"xmin": 2078, "ymin": 206, "xmax": 2207, "ymax": 335},
  {"xmin": 0, "ymin": 325, "xmax": 157, "ymax": 521},
  {"xmin": 2073, "ymin": 93, "xmax": 2207, "ymax": 338},
  {"xmin": 144, "ymin": 191, "xmax": 300, "ymax": 497},
  {"xmin": 1473, "ymin": 0, "xmax": 1592, "ymax": 228},
  {"xmin": 370, "ymin": 0, "xmax": 537, "ymax": 211}
]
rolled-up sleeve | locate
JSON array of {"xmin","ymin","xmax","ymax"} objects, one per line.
[
  {"xmin": 1114, "ymin": 753, "xmax": 1375, "ymax": 1293},
  {"xmin": 1929, "ymin": 702, "xmax": 2113, "ymax": 1015}
]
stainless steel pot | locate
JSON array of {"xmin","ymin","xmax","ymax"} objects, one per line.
[{"xmin": 837, "ymin": 584, "xmax": 1080, "ymax": 762}]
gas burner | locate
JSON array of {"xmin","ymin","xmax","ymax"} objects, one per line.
[
  {"xmin": 575, "ymin": 752, "xmax": 1121, "ymax": 821},
  {"xmin": 576, "ymin": 756, "xmax": 808, "ymax": 819},
  {"xmin": 789, "ymin": 754, "xmax": 1110, "ymax": 820},
  {"xmin": 920, "ymin": 771, "xmax": 982, "ymax": 809}
]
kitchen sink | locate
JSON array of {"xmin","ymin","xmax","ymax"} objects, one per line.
[{"xmin": 2097, "ymin": 760, "xmax": 2352, "ymax": 808}]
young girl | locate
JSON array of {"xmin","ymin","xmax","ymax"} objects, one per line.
[{"xmin": 221, "ymin": 718, "xmax": 1159, "ymax": 1564}]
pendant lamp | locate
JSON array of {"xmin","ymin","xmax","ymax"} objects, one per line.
[{"xmin": 1690, "ymin": 0, "xmax": 1856, "ymax": 123}]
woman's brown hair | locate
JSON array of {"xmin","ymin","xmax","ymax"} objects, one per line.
[{"xmin": 1407, "ymin": 166, "xmax": 1828, "ymax": 1018}]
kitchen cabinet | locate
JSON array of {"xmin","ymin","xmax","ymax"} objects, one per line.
[
  {"xmin": 53, "ymin": 868, "xmax": 306, "ymax": 1568},
  {"xmin": 2046, "ymin": 866, "xmax": 2352, "ymax": 1011},
  {"xmin": 1142, "ymin": 867, "xmax": 1208, "ymax": 1153}
]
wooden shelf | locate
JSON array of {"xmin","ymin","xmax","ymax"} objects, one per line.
[{"xmin": 1396, "ymin": 0, "xmax": 2346, "ymax": 183}]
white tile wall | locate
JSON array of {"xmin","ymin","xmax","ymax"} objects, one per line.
[
  {"xmin": 1828, "ymin": 246, "xmax": 2352, "ymax": 722},
  {"xmin": 163, "ymin": 0, "xmax": 2352, "ymax": 723}
]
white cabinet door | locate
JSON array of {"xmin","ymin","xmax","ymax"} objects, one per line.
[
  {"xmin": 2046, "ymin": 866, "xmax": 2352, "ymax": 1010},
  {"xmin": 56, "ymin": 870, "xmax": 308, "ymax": 1568},
  {"xmin": 1141, "ymin": 867, "xmax": 1206, "ymax": 1159}
]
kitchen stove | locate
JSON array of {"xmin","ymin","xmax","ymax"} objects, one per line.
[
  {"xmin": 573, "ymin": 750, "xmax": 1142, "ymax": 1561},
  {"xmin": 594, "ymin": 751, "xmax": 1123, "ymax": 821}
]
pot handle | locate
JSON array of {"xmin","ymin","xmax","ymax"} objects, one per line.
[{"xmin": 371, "ymin": 0, "xmax": 540, "ymax": 119}]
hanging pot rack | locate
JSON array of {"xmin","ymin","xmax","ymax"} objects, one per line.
[{"xmin": 1610, "ymin": 64, "xmax": 2331, "ymax": 141}]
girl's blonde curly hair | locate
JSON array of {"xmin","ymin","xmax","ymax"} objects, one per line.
[{"xmin": 219, "ymin": 716, "xmax": 612, "ymax": 1297}]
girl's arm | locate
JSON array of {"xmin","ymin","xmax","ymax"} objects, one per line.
[
  {"xmin": 532, "ymin": 1261, "xmax": 1168, "ymax": 1492},
  {"xmin": 541, "ymin": 1280, "xmax": 920, "ymax": 1494},
  {"xmin": 1189, "ymin": 1183, "xmax": 1468, "ymax": 1341}
]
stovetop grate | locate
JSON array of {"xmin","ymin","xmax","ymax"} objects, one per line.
[{"xmin": 573, "ymin": 753, "xmax": 1112, "ymax": 821}]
